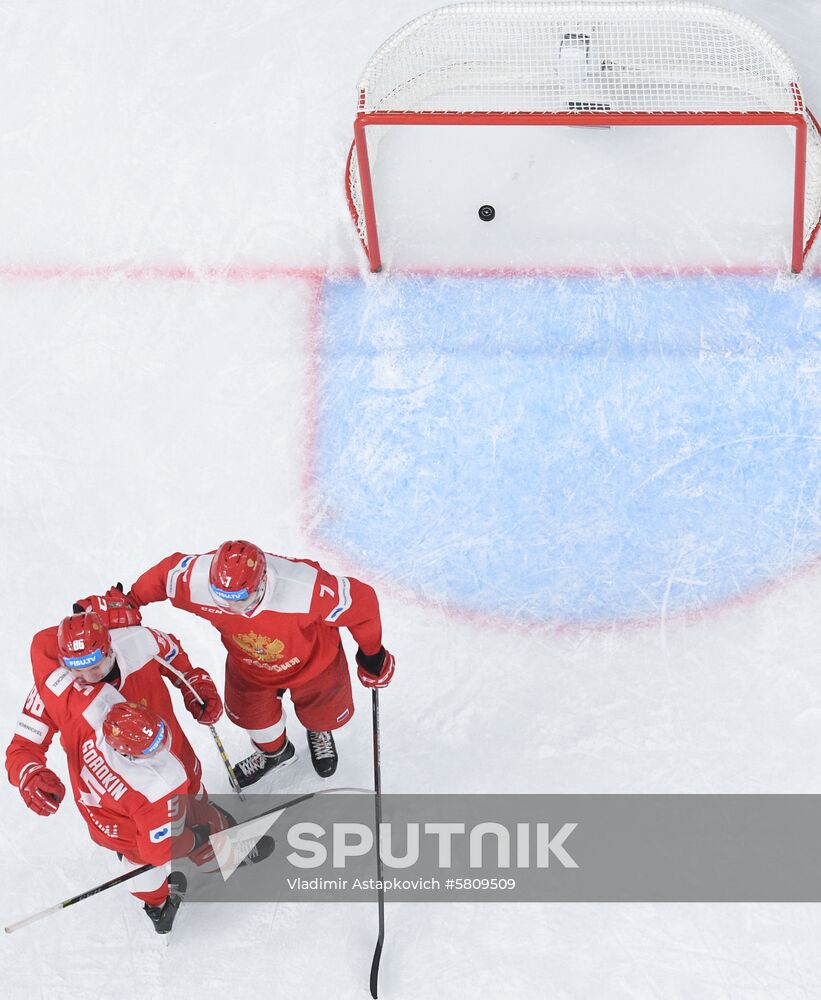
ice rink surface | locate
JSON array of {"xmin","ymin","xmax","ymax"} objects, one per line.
[
  {"xmin": 0, "ymin": 2, "xmax": 820, "ymax": 998},
  {"xmin": 317, "ymin": 274, "xmax": 821, "ymax": 624}
]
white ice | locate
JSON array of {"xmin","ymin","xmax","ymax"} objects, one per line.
[{"xmin": 0, "ymin": 2, "xmax": 820, "ymax": 999}]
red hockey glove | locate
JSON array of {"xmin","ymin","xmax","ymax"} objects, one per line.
[
  {"xmin": 181, "ymin": 669, "xmax": 223, "ymax": 725},
  {"xmin": 356, "ymin": 646, "xmax": 396, "ymax": 689},
  {"xmin": 178, "ymin": 824, "xmax": 215, "ymax": 866},
  {"xmin": 73, "ymin": 584, "xmax": 142, "ymax": 629},
  {"xmin": 18, "ymin": 764, "xmax": 66, "ymax": 817},
  {"xmin": 185, "ymin": 804, "xmax": 232, "ymax": 867}
]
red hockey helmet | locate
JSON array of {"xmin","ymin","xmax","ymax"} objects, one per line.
[
  {"xmin": 209, "ymin": 540, "xmax": 266, "ymax": 611},
  {"xmin": 103, "ymin": 701, "xmax": 169, "ymax": 758},
  {"xmin": 57, "ymin": 612, "xmax": 112, "ymax": 670}
]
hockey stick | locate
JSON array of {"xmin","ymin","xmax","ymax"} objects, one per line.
[
  {"xmin": 5, "ymin": 785, "xmax": 370, "ymax": 933},
  {"xmin": 151, "ymin": 654, "xmax": 245, "ymax": 800},
  {"xmin": 369, "ymin": 689, "xmax": 385, "ymax": 999},
  {"xmin": 4, "ymin": 861, "xmax": 156, "ymax": 933},
  {"xmin": 206, "ymin": 724, "xmax": 246, "ymax": 800}
]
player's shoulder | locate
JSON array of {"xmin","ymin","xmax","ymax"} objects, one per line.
[
  {"xmin": 145, "ymin": 627, "xmax": 180, "ymax": 660},
  {"xmin": 30, "ymin": 624, "xmax": 58, "ymax": 656},
  {"xmin": 251, "ymin": 554, "xmax": 320, "ymax": 615},
  {"xmin": 268, "ymin": 553, "xmax": 323, "ymax": 580},
  {"xmin": 161, "ymin": 552, "xmax": 205, "ymax": 598},
  {"xmin": 101, "ymin": 743, "xmax": 188, "ymax": 806},
  {"xmin": 180, "ymin": 551, "xmax": 221, "ymax": 608},
  {"xmin": 30, "ymin": 626, "xmax": 60, "ymax": 684},
  {"xmin": 110, "ymin": 624, "xmax": 168, "ymax": 677},
  {"xmin": 270, "ymin": 552, "xmax": 319, "ymax": 568}
]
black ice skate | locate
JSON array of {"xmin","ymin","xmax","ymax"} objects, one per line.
[
  {"xmin": 232, "ymin": 739, "xmax": 296, "ymax": 788},
  {"xmin": 307, "ymin": 730, "xmax": 338, "ymax": 778},
  {"xmin": 209, "ymin": 802, "xmax": 276, "ymax": 867},
  {"xmin": 229, "ymin": 832, "xmax": 276, "ymax": 868},
  {"xmin": 143, "ymin": 871, "xmax": 187, "ymax": 935}
]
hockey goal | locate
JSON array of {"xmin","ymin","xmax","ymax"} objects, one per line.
[{"xmin": 346, "ymin": 2, "xmax": 821, "ymax": 272}]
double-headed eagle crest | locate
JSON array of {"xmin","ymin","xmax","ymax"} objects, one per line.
[{"xmin": 233, "ymin": 631, "xmax": 285, "ymax": 663}]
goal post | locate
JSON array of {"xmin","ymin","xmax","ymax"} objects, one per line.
[{"xmin": 346, "ymin": 2, "xmax": 821, "ymax": 273}]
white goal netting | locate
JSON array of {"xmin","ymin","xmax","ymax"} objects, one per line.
[
  {"xmin": 359, "ymin": 2, "xmax": 803, "ymax": 115},
  {"xmin": 349, "ymin": 2, "xmax": 821, "ymax": 261}
]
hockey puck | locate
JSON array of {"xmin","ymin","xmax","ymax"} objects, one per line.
[{"xmin": 478, "ymin": 204, "xmax": 495, "ymax": 222}]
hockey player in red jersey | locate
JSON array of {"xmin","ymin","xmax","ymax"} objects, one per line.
[
  {"xmin": 4, "ymin": 609, "xmax": 233, "ymax": 932},
  {"xmin": 128, "ymin": 541, "xmax": 396, "ymax": 785}
]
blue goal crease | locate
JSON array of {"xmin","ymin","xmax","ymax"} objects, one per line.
[{"xmin": 311, "ymin": 275, "xmax": 821, "ymax": 625}]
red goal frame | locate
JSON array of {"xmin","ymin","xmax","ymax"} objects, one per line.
[{"xmin": 348, "ymin": 106, "xmax": 821, "ymax": 274}]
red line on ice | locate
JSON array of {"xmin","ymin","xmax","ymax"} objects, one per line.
[{"xmin": 2, "ymin": 258, "xmax": 818, "ymax": 634}]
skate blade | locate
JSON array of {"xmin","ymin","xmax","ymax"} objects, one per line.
[{"xmin": 161, "ymin": 902, "xmax": 186, "ymax": 947}]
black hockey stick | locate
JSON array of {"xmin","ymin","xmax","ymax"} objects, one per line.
[
  {"xmin": 369, "ymin": 689, "xmax": 385, "ymax": 998},
  {"xmin": 4, "ymin": 859, "xmax": 157, "ymax": 932},
  {"xmin": 5, "ymin": 785, "xmax": 369, "ymax": 933}
]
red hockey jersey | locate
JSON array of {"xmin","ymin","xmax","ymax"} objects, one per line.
[
  {"xmin": 129, "ymin": 551, "xmax": 383, "ymax": 687},
  {"xmin": 6, "ymin": 624, "xmax": 202, "ymax": 865}
]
